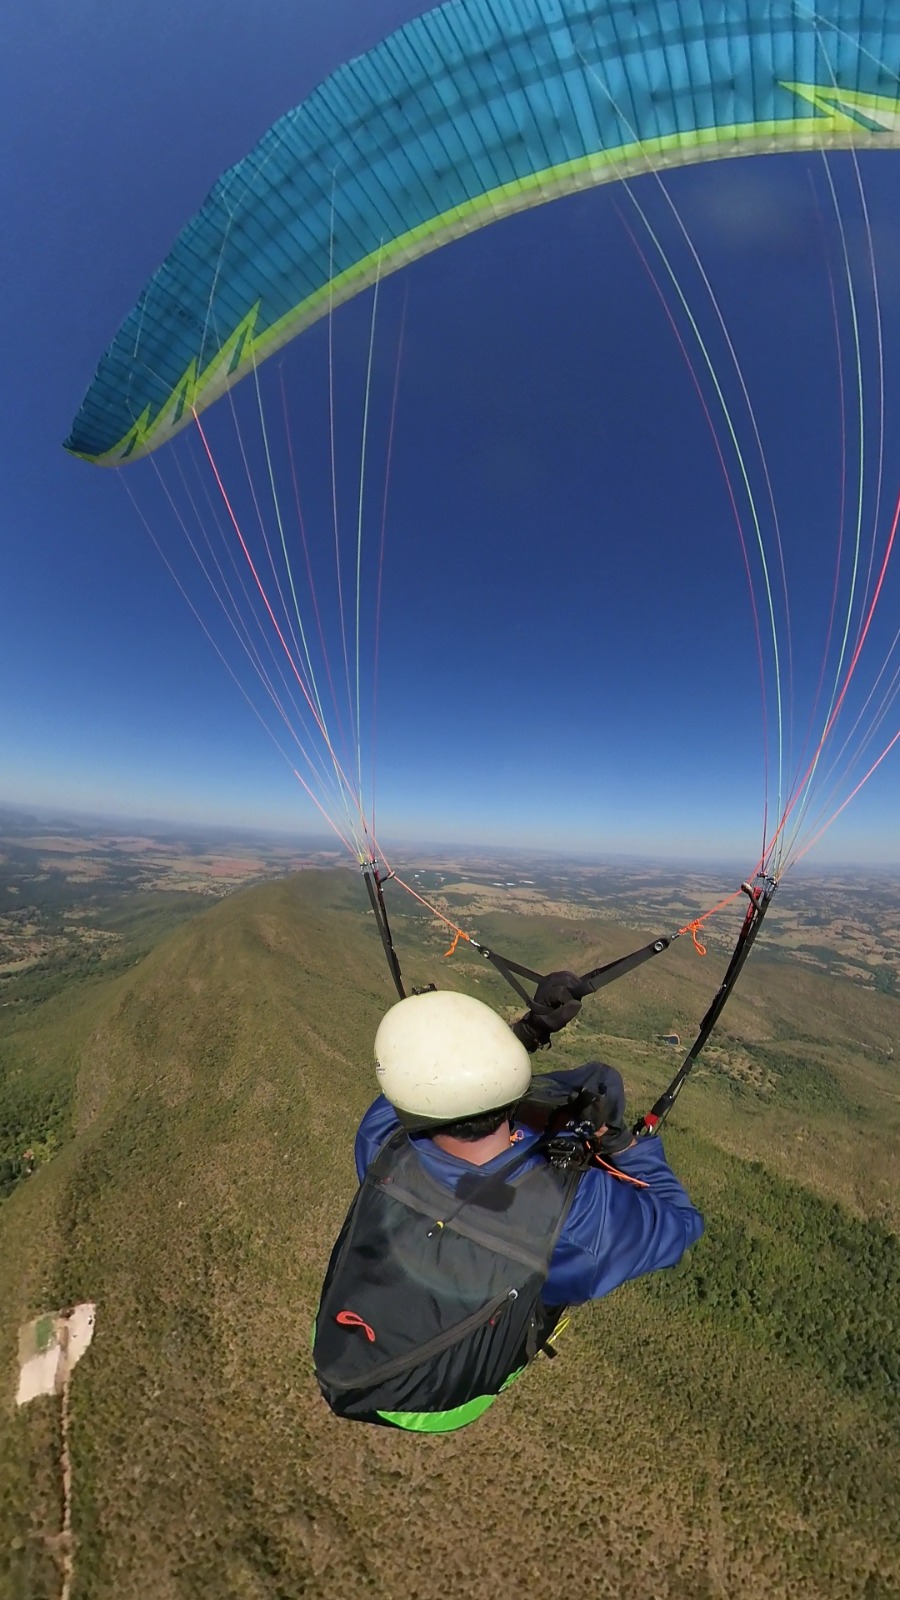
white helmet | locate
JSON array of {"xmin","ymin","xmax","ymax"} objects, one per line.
[{"xmin": 374, "ymin": 990, "xmax": 531, "ymax": 1125}]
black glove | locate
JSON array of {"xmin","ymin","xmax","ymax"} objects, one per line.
[
  {"xmin": 575, "ymin": 1063, "xmax": 626, "ymax": 1127},
  {"xmin": 573, "ymin": 1065, "xmax": 634, "ymax": 1155},
  {"xmin": 595, "ymin": 1123, "xmax": 635, "ymax": 1157},
  {"xmin": 512, "ymin": 970, "xmax": 583, "ymax": 1053},
  {"xmin": 565, "ymin": 1065, "xmax": 629, "ymax": 1145}
]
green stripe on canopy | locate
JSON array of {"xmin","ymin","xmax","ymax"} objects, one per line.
[{"xmin": 66, "ymin": 0, "xmax": 900, "ymax": 466}]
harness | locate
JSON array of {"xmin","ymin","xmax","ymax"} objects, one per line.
[{"xmin": 313, "ymin": 1127, "xmax": 582, "ymax": 1429}]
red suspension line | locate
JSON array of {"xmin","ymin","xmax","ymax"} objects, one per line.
[
  {"xmin": 764, "ymin": 482, "xmax": 900, "ymax": 869},
  {"xmin": 192, "ymin": 406, "xmax": 366, "ymax": 829}
]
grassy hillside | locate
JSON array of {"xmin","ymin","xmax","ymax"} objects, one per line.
[{"xmin": 1, "ymin": 870, "xmax": 897, "ymax": 1600}]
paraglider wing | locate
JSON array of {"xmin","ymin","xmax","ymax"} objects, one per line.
[{"xmin": 66, "ymin": 0, "xmax": 900, "ymax": 466}]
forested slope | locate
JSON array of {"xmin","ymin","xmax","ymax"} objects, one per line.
[{"xmin": 1, "ymin": 870, "xmax": 897, "ymax": 1600}]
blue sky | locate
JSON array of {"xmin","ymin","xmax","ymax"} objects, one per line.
[{"xmin": 4, "ymin": 1, "xmax": 900, "ymax": 868}]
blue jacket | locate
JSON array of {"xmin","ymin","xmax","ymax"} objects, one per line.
[{"xmin": 355, "ymin": 1065, "xmax": 704, "ymax": 1307}]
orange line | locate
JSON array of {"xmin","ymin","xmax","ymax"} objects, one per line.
[
  {"xmin": 372, "ymin": 856, "xmax": 474, "ymax": 954},
  {"xmin": 676, "ymin": 885, "xmax": 747, "ymax": 953},
  {"xmin": 592, "ymin": 1155, "xmax": 649, "ymax": 1188}
]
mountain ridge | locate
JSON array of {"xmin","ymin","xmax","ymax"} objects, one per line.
[{"xmin": 1, "ymin": 869, "xmax": 898, "ymax": 1599}]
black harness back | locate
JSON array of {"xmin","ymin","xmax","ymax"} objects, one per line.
[{"xmin": 313, "ymin": 1127, "xmax": 582, "ymax": 1426}]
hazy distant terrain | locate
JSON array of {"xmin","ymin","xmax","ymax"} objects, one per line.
[
  {"xmin": 1, "ymin": 810, "xmax": 898, "ymax": 1599},
  {"xmin": 399, "ymin": 850, "xmax": 900, "ymax": 985},
  {"xmin": 0, "ymin": 809, "xmax": 343, "ymax": 1011},
  {"xmin": 3, "ymin": 806, "xmax": 897, "ymax": 1010}
]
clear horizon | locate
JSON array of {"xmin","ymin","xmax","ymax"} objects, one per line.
[{"xmin": 3, "ymin": 793, "xmax": 897, "ymax": 878}]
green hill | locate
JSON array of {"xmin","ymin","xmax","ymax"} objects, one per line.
[{"xmin": 1, "ymin": 870, "xmax": 898, "ymax": 1600}]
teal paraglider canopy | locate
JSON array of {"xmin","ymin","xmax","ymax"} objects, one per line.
[{"xmin": 66, "ymin": 0, "xmax": 900, "ymax": 466}]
